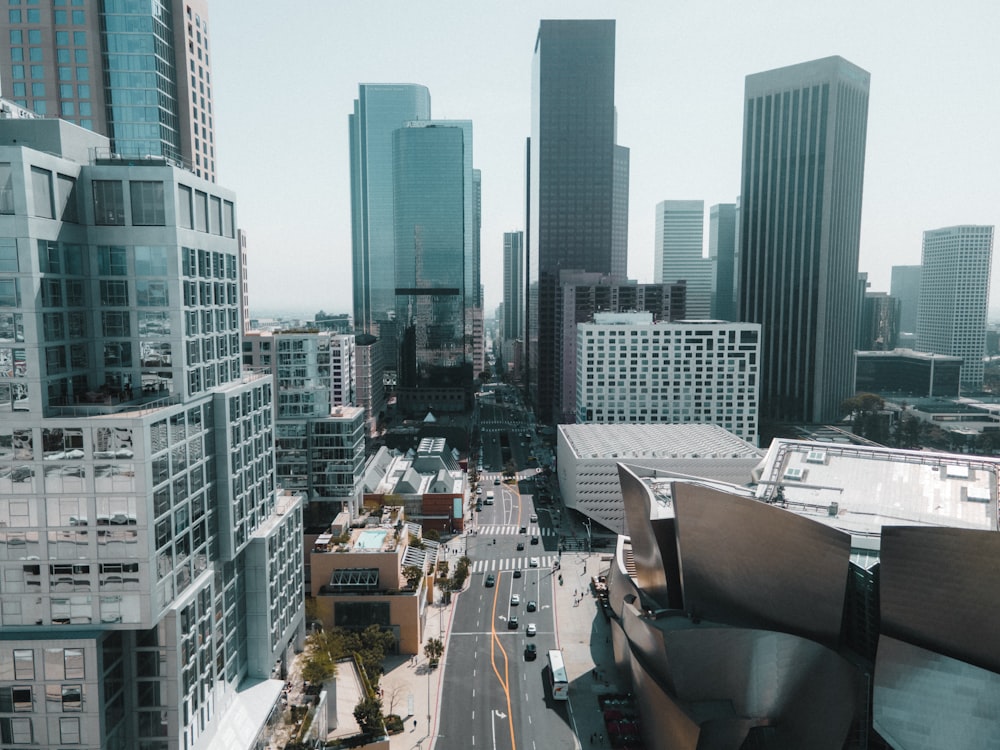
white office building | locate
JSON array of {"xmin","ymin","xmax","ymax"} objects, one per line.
[
  {"xmin": 654, "ymin": 200, "xmax": 711, "ymax": 318},
  {"xmin": 576, "ymin": 313, "xmax": 761, "ymax": 444},
  {"xmin": 0, "ymin": 117, "xmax": 303, "ymax": 750},
  {"xmin": 916, "ymin": 225, "xmax": 994, "ymax": 390}
]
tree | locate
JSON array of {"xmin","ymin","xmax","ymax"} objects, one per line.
[
  {"xmin": 353, "ymin": 695, "xmax": 384, "ymax": 735},
  {"xmin": 300, "ymin": 630, "xmax": 338, "ymax": 685},
  {"xmin": 424, "ymin": 528, "xmax": 440, "ymax": 542},
  {"xmin": 402, "ymin": 565, "xmax": 424, "ymax": 590},
  {"xmin": 424, "ymin": 637, "xmax": 444, "ymax": 664},
  {"xmin": 478, "ymin": 369, "xmax": 492, "ymax": 383}
]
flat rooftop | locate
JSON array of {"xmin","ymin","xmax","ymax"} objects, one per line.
[
  {"xmin": 755, "ymin": 440, "xmax": 999, "ymax": 536},
  {"xmin": 559, "ymin": 423, "xmax": 762, "ymax": 460}
]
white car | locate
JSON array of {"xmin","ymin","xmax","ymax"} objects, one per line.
[
  {"xmin": 529, "ymin": 513, "xmax": 538, "ymax": 522},
  {"xmin": 510, "ymin": 594, "xmax": 520, "ymax": 606},
  {"xmin": 526, "ymin": 623, "xmax": 537, "ymax": 636},
  {"xmin": 475, "ymin": 486, "xmax": 482, "ymax": 495},
  {"xmin": 529, "ymin": 557, "xmax": 539, "ymax": 568}
]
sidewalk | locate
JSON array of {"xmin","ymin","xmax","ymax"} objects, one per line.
[
  {"xmin": 552, "ymin": 550, "xmax": 622, "ymax": 750},
  {"xmin": 380, "ymin": 555, "xmax": 457, "ymax": 750}
]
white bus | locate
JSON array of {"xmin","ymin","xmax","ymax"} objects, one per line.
[{"xmin": 547, "ymin": 650, "xmax": 569, "ymax": 700}]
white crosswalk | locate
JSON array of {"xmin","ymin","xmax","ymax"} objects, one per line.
[
  {"xmin": 471, "ymin": 525, "xmax": 556, "ymax": 537},
  {"xmin": 471, "ymin": 555, "xmax": 558, "ymax": 573}
]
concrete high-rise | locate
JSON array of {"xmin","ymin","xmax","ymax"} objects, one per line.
[
  {"xmin": 709, "ymin": 202, "xmax": 738, "ymax": 320},
  {"xmin": 392, "ymin": 121, "xmax": 472, "ymax": 413},
  {"xmin": 612, "ymin": 143, "xmax": 630, "ymax": 279},
  {"xmin": 655, "ymin": 200, "xmax": 711, "ymax": 318},
  {"xmin": 739, "ymin": 56, "xmax": 870, "ymax": 424},
  {"xmin": 349, "ymin": 84, "xmax": 431, "ymax": 339},
  {"xmin": 0, "ymin": 0, "xmax": 217, "ymax": 181},
  {"xmin": 890, "ymin": 264, "xmax": 922, "ymax": 334},
  {"xmin": 0, "ymin": 116, "xmax": 303, "ymax": 750},
  {"xmin": 503, "ymin": 231, "xmax": 524, "ymax": 342},
  {"xmin": 527, "ymin": 19, "xmax": 618, "ymax": 424},
  {"xmin": 916, "ymin": 225, "xmax": 994, "ymax": 390}
]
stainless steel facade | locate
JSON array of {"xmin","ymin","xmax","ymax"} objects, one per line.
[{"xmin": 610, "ymin": 458, "xmax": 1000, "ymax": 750}]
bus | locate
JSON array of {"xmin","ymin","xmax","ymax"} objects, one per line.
[
  {"xmin": 547, "ymin": 650, "xmax": 569, "ymax": 700},
  {"xmin": 484, "ymin": 491, "xmax": 494, "ymax": 505}
]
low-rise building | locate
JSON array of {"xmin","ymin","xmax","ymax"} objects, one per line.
[{"xmin": 556, "ymin": 423, "xmax": 762, "ymax": 534}]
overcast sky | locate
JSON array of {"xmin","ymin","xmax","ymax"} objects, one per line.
[{"xmin": 209, "ymin": 0, "xmax": 1000, "ymax": 320}]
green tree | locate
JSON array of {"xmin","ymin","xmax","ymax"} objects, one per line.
[
  {"xmin": 402, "ymin": 565, "xmax": 424, "ymax": 589},
  {"xmin": 300, "ymin": 630, "xmax": 338, "ymax": 685},
  {"xmin": 424, "ymin": 528, "xmax": 441, "ymax": 542},
  {"xmin": 353, "ymin": 695, "xmax": 384, "ymax": 735},
  {"xmin": 424, "ymin": 637, "xmax": 444, "ymax": 664}
]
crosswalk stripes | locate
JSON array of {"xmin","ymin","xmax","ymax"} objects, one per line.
[
  {"xmin": 471, "ymin": 525, "xmax": 556, "ymax": 536},
  {"xmin": 471, "ymin": 555, "xmax": 557, "ymax": 573}
]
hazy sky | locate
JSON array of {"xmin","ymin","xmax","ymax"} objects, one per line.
[{"xmin": 209, "ymin": 0, "xmax": 1000, "ymax": 319}]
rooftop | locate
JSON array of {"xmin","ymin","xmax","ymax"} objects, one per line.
[{"xmin": 559, "ymin": 423, "xmax": 761, "ymax": 460}]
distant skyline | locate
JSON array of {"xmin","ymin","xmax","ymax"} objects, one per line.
[{"xmin": 209, "ymin": 1, "xmax": 1000, "ymax": 320}]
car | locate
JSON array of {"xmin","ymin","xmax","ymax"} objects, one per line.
[
  {"xmin": 516, "ymin": 542, "xmax": 525, "ymax": 551},
  {"xmin": 494, "ymin": 478, "xmax": 501, "ymax": 485},
  {"xmin": 524, "ymin": 643, "xmax": 537, "ymax": 660},
  {"xmin": 529, "ymin": 513, "xmax": 538, "ymax": 522},
  {"xmin": 529, "ymin": 557, "xmax": 539, "ymax": 567},
  {"xmin": 530, "ymin": 535, "xmax": 539, "ymax": 545},
  {"xmin": 485, "ymin": 574, "xmax": 495, "ymax": 587},
  {"xmin": 526, "ymin": 623, "xmax": 537, "ymax": 636},
  {"xmin": 476, "ymin": 486, "xmax": 482, "ymax": 495},
  {"xmin": 512, "ymin": 569, "xmax": 522, "ymax": 578},
  {"xmin": 476, "ymin": 503, "xmax": 482, "ymax": 512},
  {"xmin": 508, "ymin": 616, "xmax": 519, "ymax": 629},
  {"xmin": 519, "ymin": 526, "xmax": 527, "ymax": 534},
  {"xmin": 510, "ymin": 594, "xmax": 520, "ymax": 606},
  {"xmin": 526, "ymin": 600, "xmax": 537, "ymax": 612}
]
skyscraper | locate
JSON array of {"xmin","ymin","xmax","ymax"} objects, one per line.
[
  {"xmin": 392, "ymin": 121, "xmax": 471, "ymax": 412},
  {"xmin": 709, "ymin": 202, "xmax": 738, "ymax": 320},
  {"xmin": 739, "ymin": 56, "xmax": 870, "ymax": 424},
  {"xmin": 890, "ymin": 264, "xmax": 922, "ymax": 334},
  {"xmin": 0, "ymin": 0, "xmax": 217, "ymax": 181},
  {"xmin": 349, "ymin": 84, "xmax": 431, "ymax": 339},
  {"xmin": 527, "ymin": 19, "xmax": 618, "ymax": 423},
  {"xmin": 612, "ymin": 143, "xmax": 630, "ymax": 279},
  {"xmin": 655, "ymin": 200, "xmax": 711, "ymax": 318},
  {"xmin": 503, "ymin": 231, "xmax": 524, "ymax": 342},
  {"xmin": 0, "ymin": 117, "xmax": 302, "ymax": 750},
  {"xmin": 916, "ymin": 225, "xmax": 994, "ymax": 390}
]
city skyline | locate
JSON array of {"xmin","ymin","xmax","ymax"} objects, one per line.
[{"xmin": 208, "ymin": 1, "xmax": 1000, "ymax": 319}]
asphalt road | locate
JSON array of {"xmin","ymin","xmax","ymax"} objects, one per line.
[{"xmin": 438, "ymin": 482, "xmax": 576, "ymax": 750}]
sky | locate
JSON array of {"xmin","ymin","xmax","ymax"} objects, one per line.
[{"xmin": 209, "ymin": 0, "xmax": 1000, "ymax": 320}]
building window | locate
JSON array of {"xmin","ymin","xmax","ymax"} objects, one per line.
[
  {"xmin": 129, "ymin": 181, "xmax": 165, "ymax": 226},
  {"xmin": 92, "ymin": 180, "xmax": 124, "ymax": 225},
  {"xmin": 30, "ymin": 167, "xmax": 53, "ymax": 219},
  {"xmin": 98, "ymin": 246, "xmax": 127, "ymax": 276}
]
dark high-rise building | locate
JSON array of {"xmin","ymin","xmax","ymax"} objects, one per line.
[
  {"xmin": 860, "ymin": 292, "xmax": 901, "ymax": 351},
  {"xmin": 392, "ymin": 121, "xmax": 471, "ymax": 413},
  {"xmin": 503, "ymin": 231, "xmax": 524, "ymax": 342},
  {"xmin": 709, "ymin": 202, "xmax": 738, "ymax": 320},
  {"xmin": 528, "ymin": 19, "xmax": 618, "ymax": 423},
  {"xmin": 349, "ymin": 84, "xmax": 431, "ymax": 340},
  {"xmin": 0, "ymin": 0, "xmax": 217, "ymax": 181},
  {"xmin": 739, "ymin": 56, "xmax": 870, "ymax": 424}
]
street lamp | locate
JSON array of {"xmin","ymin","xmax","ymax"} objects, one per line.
[{"xmin": 583, "ymin": 517, "xmax": 592, "ymax": 554}]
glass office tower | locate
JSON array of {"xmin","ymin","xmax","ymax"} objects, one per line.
[
  {"xmin": 349, "ymin": 84, "xmax": 431, "ymax": 340},
  {"xmin": 0, "ymin": 0, "xmax": 217, "ymax": 181},
  {"xmin": 392, "ymin": 122, "xmax": 470, "ymax": 412}
]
